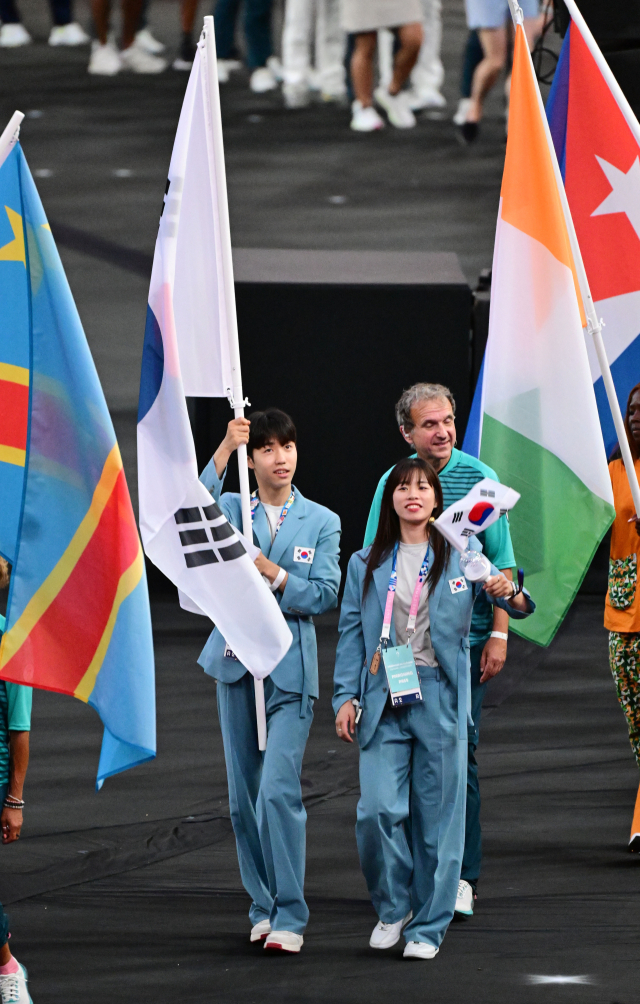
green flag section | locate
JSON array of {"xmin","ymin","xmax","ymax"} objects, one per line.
[{"xmin": 482, "ymin": 416, "xmax": 614, "ymax": 645}]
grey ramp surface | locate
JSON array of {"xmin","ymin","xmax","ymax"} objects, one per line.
[{"xmin": 1, "ymin": 597, "xmax": 639, "ymax": 1003}]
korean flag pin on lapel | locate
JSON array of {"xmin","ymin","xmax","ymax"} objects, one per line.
[{"xmin": 449, "ymin": 576, "xmax": 468, "ymax": 594}]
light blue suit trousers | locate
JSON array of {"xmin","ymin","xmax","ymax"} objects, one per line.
[
  {"xmin": 216, "ymin": 674, "xmax": 314, "ymax": 934},
  {"xmin": 357, "ymin": 665, "xmax": 466, "ymax": 947}
]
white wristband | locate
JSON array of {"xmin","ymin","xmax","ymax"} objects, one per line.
[
  {"xmin": 490, "ymin": 631, "xmax": 508, "ymax": 641},
  {"xmin": 270, "ymin": 567, "xmax": 287, "ymax": 592}
]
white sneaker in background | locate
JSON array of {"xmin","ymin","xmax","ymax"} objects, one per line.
[
  {"xmin": 453, "ymin": 97, "xmax": 472, "ymax": 126},
  {"xmin": 88, "ymin": 40, "xmax": 121, "ymax": 75},
  {"xmin": 217, "ymin": 59, "xmax": 230, "ymax": 82},
  {"xmin": 134, "ymin": 27, "xmax": 165, "ymax": 54},
  {"xmin": 283, "ymin": 83, "xmax": 310, "ymax": 108},
  {"xmin": 264, "ymin": 930, "xmax": 303, "ymax": 953},
  {"xmin": 370, "ymin": 910, "xmax": 412, "ymax": 949},
  {"xmin": 48, "ymin": 21, "xmax": 89, "ymax": 45},
  {"xmin": 267, "ymin": 55, "xmax": 283, "ymax": 81},
  {"xmin": 403, "ymin": 941, "xmax": 439, "ymax": 960},
  {"xmin": 250, "ymin": 919, "xmax": 271, "ymax": 942},
  {"xmin": 218, "ymin": 58, "xmax": 241, "ymax": 72},
  {"xmin": 120, "ymin": 43, "xmax": 167, "ymax": 73},
  {"xmin": 250, "ymin": 66, "xmax": 278, "ymax": 93},
  {"xmin": 350, "ymin": 100, "xmax": 384, "ymax": 132},
  {"xmin": 407, "ymin": 86, "xmax": 447, "ymax": 111},
  {"xmin": 455, "ymin": 878, "xmax": 474, "ymax": 917},
  {"xmin": 374, "ymin": 87, "xmax": 416, "ymax": 128},
  {"xmin": 0, "ymin": 962, "xmax": 32, "ymax": 1004},
  {"xmin": 0, "ymin": 22, "xmax": 31, "ymax": 47}
]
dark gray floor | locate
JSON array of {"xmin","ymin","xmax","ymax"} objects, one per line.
[{"xmin": 0, "ymin": 597, "xmax": 638, "ymax": 1003}]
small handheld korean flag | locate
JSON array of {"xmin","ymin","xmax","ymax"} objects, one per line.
[{"xmin": 434, "ymin": 478, "xmax": 520, "ymax": 554}]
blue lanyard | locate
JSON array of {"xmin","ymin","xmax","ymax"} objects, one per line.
[{"xmin": 250, "ymin": 490, "xmax": 295, "ymax": 537}]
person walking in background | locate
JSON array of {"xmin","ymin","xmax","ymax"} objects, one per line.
[
  {"xmin": 0, "ymin": 0, "xmax": 88, "ymax": 47},
  {"xmin": 334, "ymin": 459, "xmax": 534, "ymax": 959},
  {"xmin": 212, "ymin": 0, "xmax": 282, "ymax": 92},
  {"xmin": 452, "ymin": 29, "xmax": 483, "ymax": 125},
  {"xmin": 281, "ymin": 0, "xmax": 345, "ymax": 108},
  {"xmin": 365, "ymin": 383, "xmax": 516, "ymax": 918},
  {"xmin": 605, "ymin": 383, "xmax": 640, "ymax": 852},
  {"xmin": 88, "ymin": 0, "xmax": 167, "ymax": 74},
  {"xmin": 341, "ymin": 0, "xmax": 424, "ymax": 131},
  {"xmin": 0, "ymin": 558, "xmax": 33, "ymax": 1004},
  {"xmin": 456, "ymin": 0, "xmax": 540, "ymax": 142}
]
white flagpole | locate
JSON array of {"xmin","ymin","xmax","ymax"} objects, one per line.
[
  {"xmin": 508, "ymin": 0, "xmax": 640, "ymax": 518},
  {"xmin": 0, "ymin": 111, "xmax": 24, "ymax": 171},
  {"xmin": 201, "ymin": 17, "xmax": 267, "ymax": 751}
]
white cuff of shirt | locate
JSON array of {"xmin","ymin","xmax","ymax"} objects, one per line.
[{"xmin": 270, "ymin": 567, "xmax": 287, "ymax": 592}]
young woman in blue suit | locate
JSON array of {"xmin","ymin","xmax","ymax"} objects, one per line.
[
  {"xmin": 198, "ymin": 409, "xmax": 341, "ymax": 954},
  {"xmin": 333, "ymin": 457, "xmax": 534, "ymax": 959}
]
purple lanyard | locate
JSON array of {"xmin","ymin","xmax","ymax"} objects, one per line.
[
  {"xmin": 380, "ymin": 542, "xmax": 430, "ymax": 645},
  {"xmin": 250, "ymin": 490, "xmax": 295, "ymax": 537}
]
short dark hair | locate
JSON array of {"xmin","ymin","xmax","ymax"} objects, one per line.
[{"xmin": 248, "ymin": 409, "xmax": 297, "ymax": 456}]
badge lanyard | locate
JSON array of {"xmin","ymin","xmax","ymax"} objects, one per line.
[
  {"xmin": 250, "ymin": 490, "xmax": 295, "ymax": 537},
  {"xmin": 375, "ymin": 542, "xmax": 430, "ymax": 708},
  {"xmin": 380, "ymin": 543, "xmax": 430, "ymax": 648}
]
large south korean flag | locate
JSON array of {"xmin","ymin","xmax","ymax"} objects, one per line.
[{"xmin": 137, "ymin": 28, "xmax": 292, "ymax": 679}]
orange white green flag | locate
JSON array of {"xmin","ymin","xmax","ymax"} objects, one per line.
[{"xmin": 464, "ymin": 16, "xmax": 615, "ymax": 646}]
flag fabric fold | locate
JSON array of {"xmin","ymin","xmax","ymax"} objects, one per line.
[
  {"xmin": 463, "ymin": 24, "xmax": 614, "ymax": 646},
  {"xmin": 0, "ymin": 142, "xmax": 156, "ymax": 786},
  {"xmin": 547, "ymin": 16, "xmax": 640, "ymax": 457},
  {"xmin": 137, "ymin": 42, "xmax": 292, "ymax": 678}
]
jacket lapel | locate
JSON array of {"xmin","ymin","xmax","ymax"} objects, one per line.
[{"xmin": 268, "ymin": 487, "xmax": 307, "ymax": 566}]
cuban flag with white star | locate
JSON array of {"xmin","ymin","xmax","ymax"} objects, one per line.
[
  {"xmin": 137, "ymin": 35, "xmax": 292, "ymax": 679},
  {"xmin": 547, "ymin": 17, "xmax": 640, "ymax": 456}
]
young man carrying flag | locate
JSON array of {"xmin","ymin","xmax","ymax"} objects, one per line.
[{"xmin": 198, "ymin": 410, "xmax": 341, "ymax": 953}]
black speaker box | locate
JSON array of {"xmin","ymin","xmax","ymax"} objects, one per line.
[{"xmin": 190, "ymin": 249, "xmax": 472, "ymax": 579}]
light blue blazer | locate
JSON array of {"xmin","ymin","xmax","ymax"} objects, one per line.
[
  {"xmin": 197, "ymin": 459, "xmax": 341, "ymax": 703},
  {"xmin": 333, "ymin": 539, "xmax": 535, "ymax": 746}
]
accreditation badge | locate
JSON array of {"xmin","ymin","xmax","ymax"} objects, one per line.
[{"xmin": 381, "ymin": 643, "xmax": 423, "ymax": 707}]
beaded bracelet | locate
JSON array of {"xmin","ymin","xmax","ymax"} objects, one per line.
[{"xmin": 3, "ymin": 798, "xmax": 24, "ymax": 810}]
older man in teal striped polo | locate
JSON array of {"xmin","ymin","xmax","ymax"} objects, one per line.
[{"xmin": 364, "ymin": 382, "xmax": 516, "ymax": 918}]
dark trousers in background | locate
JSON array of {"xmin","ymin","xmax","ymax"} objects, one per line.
[
  {"xmin": 213, "ymin": 0, "xmax": 272, "ymax": 68},
  {"xmin": 0, "ymin": 0, "xmax": 71, "ymax": 24},
  {"xmin": 460, "ymin": 643, "xmax": 487, "ymax": 889},
  {"xmin": 460, "ymin": 29, "xmax": 483, "ymax": 98}
]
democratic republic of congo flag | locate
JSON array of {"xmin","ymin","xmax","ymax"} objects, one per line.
[
  {"xmin": 547, "ymin": 8, "xmax": 640, "ymax": 457},
  {"xmin": 0, "ymin": 130, "xmax": 155, "ymax": 787},
  {"xmin": 463, "ymin": 21, "xmax": 614, "ymax": 646}
]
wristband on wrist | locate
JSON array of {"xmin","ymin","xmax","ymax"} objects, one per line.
[
  {"xmin": 490, "ymin": 631, "xmax": 508, "ymax": 641},
  {"xmin": 271, "ymin": 567, "xmax": 287, "ymax": 592}
]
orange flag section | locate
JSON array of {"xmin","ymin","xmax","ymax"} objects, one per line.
[
  {"xmin": 0, "ymin": 362, "xmax": 29, "ymax": 467},
  {"xmin": 501, "ymin": 25, "xmax": 585, "ymax": 324},
  {"xmin": 0, "ymin": 444, "xmax": 143, "ymax": 698}
]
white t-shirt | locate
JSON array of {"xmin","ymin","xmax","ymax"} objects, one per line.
[
  {"xmin": 393, "ymin": 541, "xmax": 438, "ymax": 668},
  {"xmin": 261, "ymin": 502, "xmax": 283, "ymax": 543}
]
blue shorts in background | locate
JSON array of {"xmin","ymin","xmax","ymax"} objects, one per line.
[{"xmin": 465, "ymin": 0, "xmax": 539, "ymax": 29}]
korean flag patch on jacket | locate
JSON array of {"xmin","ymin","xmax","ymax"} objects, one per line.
[
  {"xmin": 449, "ymin": 576, "xmax": 468, "ymax": 594},
  {"xmin": 294, "ymin": 547, "xmax": 315, "ymax": 564}
]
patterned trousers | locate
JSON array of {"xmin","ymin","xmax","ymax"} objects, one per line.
[{"xmin": 609, "ymin": 631, "xmax": 640, "ymax": 768}]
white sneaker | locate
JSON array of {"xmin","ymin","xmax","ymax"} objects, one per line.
[
  {"xmin": 218, "ymin": 58, "xmax": 241, "ymax": 72},
  {"xmin": 374, "ymin": 87, "xmax": 416, "ymax": 128},
  {"xmin": 0, "ymin": 963, "xmax": 32, "ymax": 1004},
  {"xmin": 453, "ymin": 97, "xmax": 472, "ymax": 126},
  {"xmin": 120, "ymin": 43, "xmax": 166, "ymax": 74},
  {"xmin": 0, "ymin": 23, "xmax": 31, "ymax": 47},
  {"xmin": 134, "ymin": 28, "xmax": 165, "ymax": 54},
  {"xmin": 350, "ymin": 101, "xmax": 384, "ymax": 132},
  {"xmin": 267, "ymin": 55, "xmax": 283, "ymax": 81},
  {"xmin": 283, "ymin": 83, "xmax": 310, "ymax": 108},
  {"xmin": 455, "ymin": 879, "xmax": 474, "ymax": 917},
  {"xmin": 250, "ymin": 919, "xmax": 271, "ymax": 942},
  {"xmin": 404, "ymin": 941, "xmax": 439, "ymax": 960},
  {"xmin": 250, "ymin": 66, "xmax": 278, "ymax": 93},
  {"xmin": 217, "ymin": 60, "xmax": 230, "ymax": 82},
  {"xmin": 48, "ymin": 22, "xmax": 89, "ymax": 45},
  {"xmin": 370, "ymin": 910, "xmax": 412, "ymax": 949},
  {"xmin": 264, "ymin": 930, "xmax": 303, "ymax": 953},
  {"xmin": 88, "ymin": 41, "xmax": 121, "ymax": 75},
  {"xmin": 407, "ymin": 86, "xmax": 446, "ymax": 111}
]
